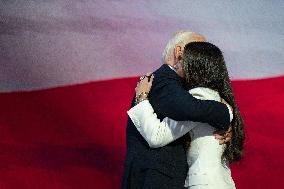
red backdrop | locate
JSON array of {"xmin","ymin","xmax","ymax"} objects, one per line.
[{"xmin": 0, "ymin": 76, "xmax": 283, "ymax": 188}]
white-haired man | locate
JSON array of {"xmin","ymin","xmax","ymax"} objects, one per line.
[{"xmin": 121, "ymin": 31, "xmax": 232, "ymax": 189}]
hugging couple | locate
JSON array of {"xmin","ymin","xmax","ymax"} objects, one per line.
[{"xmin": 121, "ymin": 31, "xmax": 245, "ymax": 189}]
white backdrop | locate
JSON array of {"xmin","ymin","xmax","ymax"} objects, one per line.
[{"xmin": 0, "ymin": 0, "xmax": 283, "ymax": 92}]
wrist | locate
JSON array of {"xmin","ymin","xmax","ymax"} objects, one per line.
[
  {"xmin": 135, "ymin": 92, "xmax": 149, "ymax": 105},
  {"xmin": 136, "ymin": 91, "xmax": 149, "ymax": 99}
]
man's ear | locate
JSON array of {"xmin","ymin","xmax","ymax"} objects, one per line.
[{"xmin": 175, "ymin": 45, "xmax": 183, "ymax": 60}]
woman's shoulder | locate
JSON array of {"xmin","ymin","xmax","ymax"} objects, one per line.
[{"xmin": 188, "ymin": 87, "xmax": 220, "ymax": 101}]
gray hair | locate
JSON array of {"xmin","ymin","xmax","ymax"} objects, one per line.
[{"xmin": 162, "ymin": 31, "xmax": 196, "ymax": 63}]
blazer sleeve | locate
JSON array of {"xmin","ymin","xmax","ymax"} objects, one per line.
[
  {"xmin": 127, "ymin": 100, "xmax": 198, "ymax": 148},
  {"xmin": 150, "ymin": 77, "xmax": 230, "ymax": 130}
]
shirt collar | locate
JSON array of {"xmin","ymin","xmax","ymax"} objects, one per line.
[{"xmin": 167, "ymin": 65, "xmax": 177, "ymax": 73}]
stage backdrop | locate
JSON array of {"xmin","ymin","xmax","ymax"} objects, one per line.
[{"xmin": 0, "ymin": 0, "xmax": 283, "ymax": 188}]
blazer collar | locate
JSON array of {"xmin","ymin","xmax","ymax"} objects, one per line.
[{"xmin": 189, "ymin": 87, "xmax": 220, "ymax": 101}]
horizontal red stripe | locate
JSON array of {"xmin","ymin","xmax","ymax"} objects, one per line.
[{"xmin": 0, "ymin": 76, "xmax": 284, "ymax": 189}]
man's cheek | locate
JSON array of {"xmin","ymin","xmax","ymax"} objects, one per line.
[{"xmin": 179, "ymin": 69, "xmax": 185, "ymax": 78}]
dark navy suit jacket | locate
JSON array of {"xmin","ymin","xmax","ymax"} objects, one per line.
[{"xmin": 121, "ymin": 64, "xmax": 230, "ymax": 189}]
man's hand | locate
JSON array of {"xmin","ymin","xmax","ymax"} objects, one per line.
[
  {"xmin": 217, "ymin": 98, "xmax": 233, "ymax": 144},
  {"xmin": 213, "ymin": 126, "xmax": 232, "ymax": 145}
]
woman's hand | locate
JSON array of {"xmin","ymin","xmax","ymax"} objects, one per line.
[
  {"xmin": 135, "ymin": 73, "xmax": 154, "ymax": 104},
  {"xmin": 135, "ymin": 73, "xmax": 154, "ymax": 95}
]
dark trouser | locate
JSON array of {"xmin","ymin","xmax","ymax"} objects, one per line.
[{"xmin": 128, "ymin": 165, "xmax": 185, "ymax": 189}]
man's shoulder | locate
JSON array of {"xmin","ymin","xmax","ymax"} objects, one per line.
[
  {"xmin": 153, "ymin": 64, "xmax": 180, "ymax": 81},
  {"xmin": 154, "ymin": 64, "xmax": 172, "ymax": 74}
]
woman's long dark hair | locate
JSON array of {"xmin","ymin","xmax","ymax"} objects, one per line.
[{"xmin": 182, "ymin": 42, "xmax": 245, "ymax": 163}]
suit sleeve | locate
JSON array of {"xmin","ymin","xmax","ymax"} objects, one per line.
[
  {"xmin": 150, "ymin": 77, "xmax": 230, "ymax": 130},
  {"xmin": 127, "ymin": 100, "xmax": 197, "ymax": 148}
]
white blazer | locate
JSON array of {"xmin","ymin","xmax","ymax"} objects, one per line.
[{"xmin": 127, "ymin": 87, "xmax": 236, "ymax": 189}]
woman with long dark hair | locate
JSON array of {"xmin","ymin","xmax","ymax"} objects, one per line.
[{"xmin": 127, "ymin": 42, "xmax": 245, "ymax": 188}]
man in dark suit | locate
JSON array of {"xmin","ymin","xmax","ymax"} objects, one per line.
[{"xmin": 121, "ymin": 32, "xmax": 232, "ymax": 189}]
